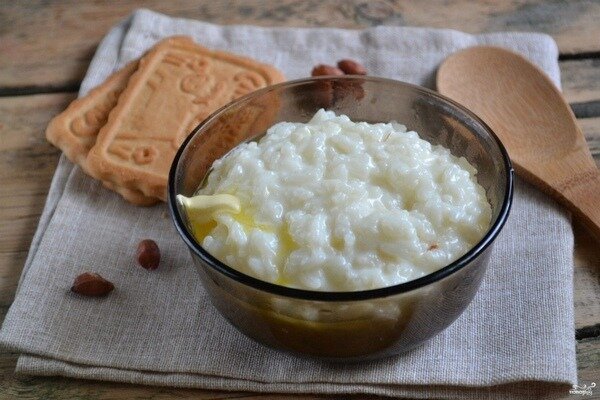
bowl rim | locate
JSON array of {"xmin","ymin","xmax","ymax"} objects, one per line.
[{"xmin": 168, "ymin": 76, "xmax": 514, "ymax": 302}]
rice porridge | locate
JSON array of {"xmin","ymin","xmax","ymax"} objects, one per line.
[{"xmin": 191, "ymin": 110, "xmax": 492, "ymax": 291}]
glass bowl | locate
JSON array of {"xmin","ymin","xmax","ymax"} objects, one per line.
[{"xmin": 168, "ymin": 76, "xmax": 513, "ymax": 360}]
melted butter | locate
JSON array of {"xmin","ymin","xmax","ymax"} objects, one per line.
[
  {"xmin": 275, "ymin": 223, "xmax": 298, "ymax": 285},
  {"xmin": 181, "ymin": 192, "xmax": 300, "ymax": 283},
  {"xmin": 331, "ymin": 236, "xmax": 344, "ymax": 252},
  {"xmin": 233, "ymin": 210, "xmax": 299, "ymax": 281},
  {"xmin": 233, "ymin": 209, "xmax": 275, "ymax": 234},
  {"xmin": 230, "ymin": 209, "xmax": 299, "ymax": 284},
  {"xmin": 190, "ymin": 219, "xmax": 217, "ymax": 242},
  {"xmin": 274, "ymin": 275, "xmax": 292, "ymax": 286}
]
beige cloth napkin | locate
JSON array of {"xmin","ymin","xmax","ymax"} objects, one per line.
[{"xmin": 0, "ymin": 9, "xmax": 576, "ymax": 399}]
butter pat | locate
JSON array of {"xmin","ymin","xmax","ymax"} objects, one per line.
[{"xmin": 177, "ymin": 194, "xmax": 241, "ymax": 225}]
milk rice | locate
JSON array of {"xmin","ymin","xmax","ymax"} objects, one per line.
[{"xmin": 195, "ymin": 110, "xmax": 492, "ymax": 291}]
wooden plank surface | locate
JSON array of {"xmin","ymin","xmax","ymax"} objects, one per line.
[
  {"xmin": 0, "ymin": 0, "xmax": 599, "ymax": 399},
  {"xmin": 562, "ymin": 59, "xmax": 600, "ymax": 104},
  {"xmin": 1, "ymin": 0, "xmax": 600, "ymax": 89},
  {"xmin": 0, "ymin": 94, "xmax": 67, "ymax": 306}
]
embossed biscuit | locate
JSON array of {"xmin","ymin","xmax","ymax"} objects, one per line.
[
  {"xmin": 45, "ymin": 60, "xmax": 160, "ymax": 205},
  {"xmin": 101, "ymin": 180, "xmax": 160, "ymax": 206},
  {"xmin": 86, "ymin": 36, "xmax": 286, "ymax": 201},
  {"xmin": 46, "ymin": 37, "xmax": 198, "ymax": 206},
  {"xmin": 45, "ymin": 36, "xmax": 196, "ymax": 166},
  {"xmin": 46, "ymin": 61, "xmax": 139, "ymax": 175}
]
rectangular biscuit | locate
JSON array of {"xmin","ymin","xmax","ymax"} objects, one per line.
[
  {"xmin": 86, "ymin": 36, "xmax": 286, "ymax": 201},
  {"xmin": 45, "ymin": 61, "xmax": 160, "ymax": 206},
  {"xmin": 45, "ymin": 37, "xmax": 203, "ymax": 206},
  {"xmin": 45, "ymin": 61, "xmax": 138, "ymax": 175}
]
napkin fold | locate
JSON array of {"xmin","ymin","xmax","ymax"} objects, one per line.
[{"xmin": 0, "ymin": 9, "xmax": 576, "ymax": 399}]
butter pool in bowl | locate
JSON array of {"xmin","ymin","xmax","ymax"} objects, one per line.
[{"xmin": 168, "ymin": 76, "xmax": 513, "ymax": 360}]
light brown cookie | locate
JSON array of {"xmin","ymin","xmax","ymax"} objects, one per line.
[
  {"xmin": 45, "ymin": 60, "xmax": 160, "ymax": 205},
  {"xmin": 100, "ymin": 180, "xmax": 160, "ymax": 206},
  {"xmin": 45, "ymin": 38, "xmax": 201, "ymax": 206},
  {"xmin": 45, "ymin": 61, "xmax": 139, "ymax": 175},
  {"xmin": 86, "ymin": 36, "xmax": 286, "ymax": 201}
]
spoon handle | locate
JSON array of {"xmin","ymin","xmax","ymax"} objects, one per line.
[{"xmin": 558, "ymin": 169, "xmax": 600, "ymax": 240}]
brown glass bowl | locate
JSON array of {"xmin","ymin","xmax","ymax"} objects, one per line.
[{"xmin": 168, "ymin": 76, "xmax": 513, "ymax": 360}]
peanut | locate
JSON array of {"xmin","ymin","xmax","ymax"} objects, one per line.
[
  {"xmin": 311, "ymin": 64, "xmax": 344, "ymax": 77},
  {"xmin": 137, "ymin": 239, "xmax": 161, "ymax": 270},
  {"xmin": 337, "ymin": 59, "xmax": 367, "ymax": 75},
  {"xmin": 71, "ymin": 272, "xmax": 114, "ymax": 297}
]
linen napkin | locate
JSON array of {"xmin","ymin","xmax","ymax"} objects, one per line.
[{"xmin": 0, "ymin": 9, "xmax": 576, "ymax": 399}]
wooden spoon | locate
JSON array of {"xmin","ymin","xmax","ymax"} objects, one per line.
[{"xmin": 437, "ymin": 46, "xmax": 600, "ymax": 239}]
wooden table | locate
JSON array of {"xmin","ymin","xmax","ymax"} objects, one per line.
[{"xmin": 1, "ymin": 1, "xmax": 599, "ymax": 399}]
